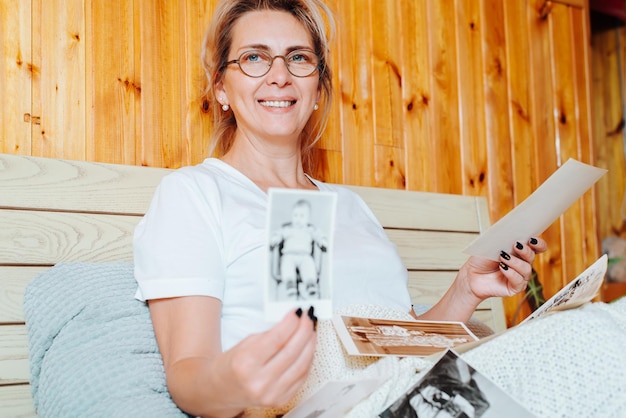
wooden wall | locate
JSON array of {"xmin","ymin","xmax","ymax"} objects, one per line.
[
  {"xmin": 1, "ymin": 0, "xmax": 622, "ymax": 326},
  {"xmin": 591, "ymin": 23, "xmax": 626, "ymax": 242}
]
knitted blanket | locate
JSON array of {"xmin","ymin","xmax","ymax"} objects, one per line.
[{"xmin": 23, "ymin": 262, "xmax": 190, "ymax": 418}]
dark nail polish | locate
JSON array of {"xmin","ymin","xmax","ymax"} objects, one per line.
[
  {"xmin": 307, "ymin": 306, "xmax": 315, "ymax": 320},
  {"xmin": 516, "ymin": 242, "xmax": 524, "ymax": 250},
  {"xmin": 500, "ymin": 250, "xmax": 511, "ymax": 261},
  {"xmin": 295, "ymin": 308, "xmax": 303, "ymax": 318},
  {"xmin": 312, "ymin": 316, "xmax": 318, "ymax": 331},
  {"xmin": 499, "ymin": 262, "xmax": 509, "ymax": 271},
  {"xmin": 530, "ymin": 237, "xmax": 538, "ymax": 245}
]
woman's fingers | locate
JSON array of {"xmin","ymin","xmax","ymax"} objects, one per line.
[
  {"xmin": 498, "ymin": 237, "xmax": 546, "ymax": 293},
  {"xmin": 228, "ymin": 308, "xmax": 317, "ymax": 407}
]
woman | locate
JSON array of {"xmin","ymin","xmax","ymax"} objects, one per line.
[{"xmin": 133, "ymin": 1, "xmax": 546, "ymax": 417}]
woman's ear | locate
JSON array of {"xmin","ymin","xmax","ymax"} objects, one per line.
[{"xmin": 215, "ymin": 80, "xmax": 228, "ymax": 105}]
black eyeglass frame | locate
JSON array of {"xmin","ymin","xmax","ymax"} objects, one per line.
[{"xmin": 222, "ymin": 49, "xmax": 322, "ymax": 78}]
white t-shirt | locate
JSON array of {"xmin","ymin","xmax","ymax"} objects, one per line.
[{"xmin": 133, "ymin": 158, "xmax": 411, "ymax": 350}]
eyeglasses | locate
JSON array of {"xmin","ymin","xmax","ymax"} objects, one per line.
[{"xmin": 224, "ymin": 49, "xmax": 320, "ymax": 78}]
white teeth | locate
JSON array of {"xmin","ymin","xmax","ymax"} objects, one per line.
[{"xmin": 260, "ymin": 100, "xmax": 294, "ymax": 108}]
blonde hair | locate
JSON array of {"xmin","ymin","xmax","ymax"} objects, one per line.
[{"xmin": 201, "ymin": 0, "xmax": 335, "ymax": 172}]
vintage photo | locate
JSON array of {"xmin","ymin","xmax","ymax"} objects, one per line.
[
  {"xmin": 380, "ymin": 349, "xmax": 534, "ymax": 418},
  {"xmin": 333, "ymin": 316, "xmax": 478, "ymax": 357},
  {"xmin": 521, "ymin": 254, "xmax": 607, "ymax": 324},
  {"xmin": 265, "ymin": 188, "xmax": 337, "ymax": 321}
]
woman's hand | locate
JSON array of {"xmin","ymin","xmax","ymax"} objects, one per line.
[
  {"xmin": 417, "ymin": 237, "xmax": 547, "ymax": 323},
  {"xmin": 149, "ymin": 296, "xmax": 317, "ymax": 418},
  {"xmin": 215, "ymin": 307, "xmax": 318, "ymax": 411},
  {"xmin": 463, "ymin": 237, "xmax": 548, "ymax": 302}
]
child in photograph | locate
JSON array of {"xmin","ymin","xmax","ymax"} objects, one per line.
[{"xmin": 271, "ymin": 199, "xmax": 328, "ymax": 300}]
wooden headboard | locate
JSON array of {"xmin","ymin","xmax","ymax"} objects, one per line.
[{"xmin": 0, "ymin": 153, "xmax": 504, "ymax": 416}]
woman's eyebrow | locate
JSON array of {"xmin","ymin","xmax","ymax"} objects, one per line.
[{"xmin": 235, "ymin": 44, "xmax": 314, "ymax": 53}]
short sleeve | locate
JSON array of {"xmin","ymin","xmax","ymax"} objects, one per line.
[{"xmin": 133, "ymin": 171, "xmax": 225, "ymax": 301}]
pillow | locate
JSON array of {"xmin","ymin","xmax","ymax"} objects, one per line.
[{"xmin": 23, "ymin": 262, "xmax": 190, "ymax": 417}]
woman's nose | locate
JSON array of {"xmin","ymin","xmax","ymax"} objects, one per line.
[{"xmin": 265, "ymin": 56, "xmax": 291, "ymax": 85}]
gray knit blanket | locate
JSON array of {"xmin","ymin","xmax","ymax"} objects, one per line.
[{"xmin": 23, "ymin": 262, "xmax": 190, "ymax": 418}]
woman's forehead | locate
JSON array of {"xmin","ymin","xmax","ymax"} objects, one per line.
[{"xmin": 230, "ymin": 10, "xmax": 313, "ymax": 53}]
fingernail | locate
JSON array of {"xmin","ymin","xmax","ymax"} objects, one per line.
[
  {"xmin": 500, "ymin": 250, "xmax": 511, "ymax": 261},
  {"xmin": 307, "ymin": 306, "xmax": 315, "ymax": 320},
  {"xmin": 295, "ymin": 308, "xmax": 303, "ymax": 318},
  {"xmin": 499, "ymin": 262, "xmax": 509, "ymax": 271},
  {"xmin": 530, "ymin": 237, "xmax": 538, "ymax": 245},
  {"xmin": 312, "ymin": 316, "xmax": 318, "ymax": 331},
  {"xmin": 516, "ymin": 242, "xmax": 524, "ymax": 250}
]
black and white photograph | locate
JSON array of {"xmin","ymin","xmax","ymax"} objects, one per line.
[
  {"xmin": 265, "ymin": 188, "xmax": 337, "ymax": 321},
  {"xmin": 379, "ymin": 349, "xmax": 534, "ymax": 418}
]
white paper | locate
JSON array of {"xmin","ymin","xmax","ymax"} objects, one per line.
[{"xmin": 464, "ymin": 159, "xmax": 606, "ymax": 261}]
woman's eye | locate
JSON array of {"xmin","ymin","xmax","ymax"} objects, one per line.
[
  {"xmin": 289, "ymin": 53, "xmax": 308, "ymax": 63},
  {"xmin": 242, "ymin": 52, "xmax": 265, "ymax": 63}
]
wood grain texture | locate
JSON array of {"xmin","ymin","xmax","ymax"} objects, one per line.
[
  {"xmin": 0, "ymin": 325, "xmax": 29, "ymax": 385},
  {"xmin": 0, "ymin": 154, "xmax": 169, "ymax": 214},
  {"xmin": 87, "ymin": 0, "xmax": 138, "ymax": 165},
  {"xmin": 33, "ymin": 0, "xmax": 86, "ymax": 160},
  {"xmin": 0, "ymin": 267, "xmax": 47, "ymax": 325},
  {"xmin": 0, "ymin": 385, "xmax": 35, "ymax": 417},
  {"xmin": 2, "ymin": 0, "xmax": 613, "ymax": 327},
  {"xmin": 0, "ymin": 0, "xmax": 32, "ymax": 156}
]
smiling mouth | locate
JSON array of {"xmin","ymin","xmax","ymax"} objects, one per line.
[{"xmin": 259, "ymin": 100, "xmax": 296, "ymax": 108}]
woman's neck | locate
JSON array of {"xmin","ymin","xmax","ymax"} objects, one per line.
[{"xmin": 220, "ymin": 141, "xmax": 316, "ymax": 192}]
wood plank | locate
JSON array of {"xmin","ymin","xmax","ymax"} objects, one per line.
[
  {"xmin": 0, "ymin": 210, "xmax": 138, "ymax": 265},
  {"xmin": 571, "ymin": 6, "xmax": 600, "ymax": 270},
  {"xmin": 0, "ymin": 325, "xmax": 29, "ymax": 385},
  {"xmin": 138, "ymin": 1, "xmax": 185, "ymax": 168},
  {"xmin": 428, "ymin": 0, "xmax": 462, "ymax": 194},
  {"xmin": 0, "ymin": 0, "xmax": 32, "ymax": 156},
  {"xmin": 481, "ymin": 0, "xmax": 515, "ymax": 224},
  {"xmin": 399, "ymin": 0, "xmax": 434, "ymax": 192},
  {"xmin": 346, "ymin": 184, "xmax": 486, "ymax": 232},
  {"xmin": 87, "ymin": 0, "xmax": 137, "ymax": 165},
  {"xmin": 388, "ymin": 229, "xmax": 477, "ymax": 271},
  {"xmin": 0, "ymin": 154, "xmax": 169, "ymax": 214},
  {"xmin": 0, "ymin": 384, "xmax": 36, "ymax": 418},
  {"xmin": 455, "ymin": 0, "xmax": 488, "ymax": 197},
  {"xmin": 504, "ymin": 0, "xmax": 537, "ymax": 207},
  {"xmin": 0, "ymin": 267, "xmax": 46, "ymax": 324},
  {"xmin": 335, "ymin": 0, "xmax": 375, "ymax": 187},
  {"xmin": 183, "ymin": 1, "xmax": 215, "ymax": 167},
  {"xmin": 370, "ymin": 2, "xmax": 403, "ymax": 150},
  {"xmin": 33, "ymin": 0, "xmax": 85, "ymax": 160},
  {"xmin": 552, "ymin": 3, "xmax": 583, "ymax": 285}
]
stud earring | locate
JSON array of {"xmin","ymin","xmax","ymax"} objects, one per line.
[
  {"xmin": 313, "ymin": 103, "xmax": 319, "ymax": 111},
  {"xmin": 222, "ymin": 104, "xmax": 230, "ymax": 111}
]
